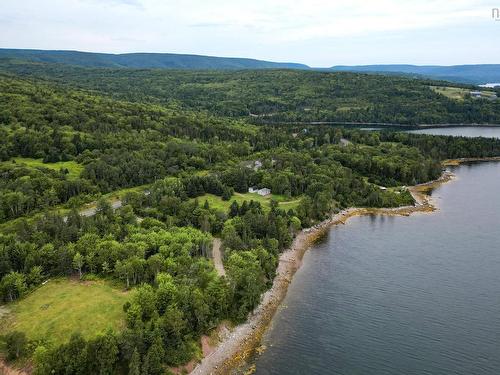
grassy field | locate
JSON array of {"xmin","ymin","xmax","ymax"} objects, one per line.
[
  {"xmin": 103, "ymin": 184, "xmax": 149, "ymax": 199},
  {"xmin": 430, "ymin": 86, "xmax": 497, "ymax": 100},
  {"xmin": 197, "ymin": 192, "xmax": 301, "ymax": 213},
  {"xmin": 0, "ymin": 278, "xmax": 129, "ymax": 346},
  {"xmin": 11, "ymin": 157, "xmax": 84, "ymax": 180},
  {"xmin": 430, "ymin": 86, "xmax": 469, "ymax": 100}
]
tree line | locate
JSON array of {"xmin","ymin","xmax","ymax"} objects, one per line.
[{"xmin": 1, "ymin": 66, "xmax": 500, "ymax": 373}]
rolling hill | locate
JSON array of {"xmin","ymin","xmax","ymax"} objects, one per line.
[
  {"xmin": 1, "ymin": 49, "xmax": 499, "ymax": 84},
  {"xmin": 0, "ymin": 48, "xmax": 309, "ymax": 70},
  {"xmin": 1, "ymin": 59, "xmax": 498, "ymax": 126},
  {"xmin": 329, "ymin": 64, "xmax": 500, "ymax": 84}
]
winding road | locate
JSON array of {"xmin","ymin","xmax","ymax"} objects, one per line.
[
  {"xmin": 79, "ymin": 199, "xmax": 123, "ymax": 217},
  {"xmin": 73, "ymin": 198, "xmax": 227, "ymax": 279},
  {"xmin": 212, "ymin": 238, "xmax": 225, "ymax": 277}
]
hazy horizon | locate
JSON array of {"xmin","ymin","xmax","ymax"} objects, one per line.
[{"xmin": 3, "ymin": 47, "xmax": 500, "ymax": 68}]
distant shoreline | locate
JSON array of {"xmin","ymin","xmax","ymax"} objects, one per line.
[
  {"xmin": 443, "ymin": 156, "xmax": 500, "ymax": 166},
  {"xmin": 190, "ymin": 162, "xmax": 468, "ymax": 375},
  {"xmin": 251, "ymin": 121, "xmax": 500, "ymax": 128}
]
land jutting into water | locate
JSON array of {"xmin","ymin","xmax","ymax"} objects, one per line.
[
  {"xmin": 2, "ymin": 55, "xmax": 500, "ymax": 374},
  {"xmin": 189, "ymin": 158, "xmax": 488, "ymax": 375}
]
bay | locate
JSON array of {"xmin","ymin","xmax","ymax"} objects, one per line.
[
  {"xmin": 407, "ymin": 126, "xmax": 500, "ymax": 138},
  {"xmin": 254, "ymin": 161, "xmax": 500, "ymax": 375}
]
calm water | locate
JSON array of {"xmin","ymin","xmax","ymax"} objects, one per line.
[
  {"xmin": 407, "ymin": 127, "xmax": 500, "ymax": 138},
  {"xmin": 254, "ymin": 161, "xmax": 500, "ymax": 375},
  {"xmin": 480, "ymin": 83, "xmax": 500, "ymax": 88}
]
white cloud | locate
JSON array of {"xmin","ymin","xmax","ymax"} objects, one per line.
[{"xmin": 0, "ymin": 0, "xmax": 498, "ymax": 65}]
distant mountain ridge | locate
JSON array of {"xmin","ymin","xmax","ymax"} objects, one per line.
[
  {"xmin": 0, "ymin": 49, "xmax": 499, "ymax": 84},
  {"xmin": 328, "ymin": 64, "xmax": 500, "ymax": 84},
  {"xmin": 0, "ymin": 48, "xmax": 309, "ymax": 70}
]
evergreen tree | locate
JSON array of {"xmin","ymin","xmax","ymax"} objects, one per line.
[
  {"xmin": 141, "ymin": 334, "xmax": 165, "ymax": 375},
  {"xmin": 229, "ymin": 201, "xmax": 240, "ymax": 218},
  {"xmin": 129, "ymin": 347, "xmax": 141, "ymax": 375},
  {"xmin": 86, "ymin": 331, "xmax": 119, "ymax": 375},
  {"xmin": 5, "ymin": 331, "xmax": 27, "ymax": 360}
]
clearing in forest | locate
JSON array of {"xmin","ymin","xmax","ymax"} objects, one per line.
[
  {"xmin": 9, "ymin": 158, "xmax": 84, "ymax": 180},
  {"xmin": 0, "ymin": 278, "xmax": 129, "ymax": 346},
  {"xmin": 430, "ymin": 86, "xmax": 497, "ymax": 101},
  {"xmin": 196, "ymin": 193, "xmax": 301, "ymax": 212}
]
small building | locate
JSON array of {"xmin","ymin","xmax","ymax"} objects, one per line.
[
  {"xmin": 249, "ymin": 187, "xmax": 271, "ymax": 196},
  {"xmin": 257, "ymin": 188, "xmax": 271, "ymax": 196},
  {"xmin": 470, "ymin": 91, "xmax": 482, "ymax": 98},
  {"xmin": 340, "ymin": 138, "xmax": 351, "ymax": 146},
  {"xmin": 244, "ymin": 160, "xmax": 263, "ymax": 171}
]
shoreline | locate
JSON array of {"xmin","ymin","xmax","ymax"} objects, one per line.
[
  {"xmin": 443, "ymin": 156, "xmax": 500, "ymax": 166},
  {"xmin": 190, "ymin": 169, "xmax": 456, "ymax": 375}
]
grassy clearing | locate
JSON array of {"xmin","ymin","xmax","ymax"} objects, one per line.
[
  {"xmin": 430, "ymin": 86, "xmax": 469, "ymax": 100},
  {"xmin": 0, "ymin": 278, "xmax": 129, "ymax": 346},
  {"xmin": 479, "ymin": 91, "xmax": 498, "ymax": 99},
  {"xmin": 93, "ymin": 184, "xmax": 150, "ymax": 206},
  {"xmin": 10, "ymin": 157, "xmax": 84, "ymax": 180},
  {"xmin": 335, "ymin": 105, "xmax": 364, "ymax": 112},
  {"xmin": 430, "ymin": 86, "xmax": 496, "ymax": 100},
  {"xmin": 196, "ymin": 192, "xmax": 301, "ymax": 213}
]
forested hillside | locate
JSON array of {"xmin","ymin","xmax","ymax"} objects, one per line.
[
  {"xmin": 329, "ymin": 64, "xmax": 500, "ymax": 84},
  {"xmin": 0, "ymin": 49, "xmax": 309, "ymax": 69},
  {"xmin": 2, "ymin": 49, "xmax": 500, "ymax": 84},
  {"xmin": 1, "ymin": 60, "xmax": 500, "ymax": 125},
  {"xmin": 1, "ymin": 66, "xmax": 500, "ymax": 374}
]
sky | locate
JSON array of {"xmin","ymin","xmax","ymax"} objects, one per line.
[{"xmin": 1, "ymin": 0, "xmax": 499, "ymax": 66}]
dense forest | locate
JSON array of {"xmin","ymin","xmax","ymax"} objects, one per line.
[
  {"xmin": 1, "ymin": 62, "xmax": 500, "ymax": 375},
  {"xmin": 3, "ymin": 49, "xmax": 500, "ymax": 83},
  {"xmin": 1, "ymin": 59, "xmax": 500, "ymax": 125},
  {"xmin": 0, "ymin": 49, "xmax": 310, "ymax": 70}
]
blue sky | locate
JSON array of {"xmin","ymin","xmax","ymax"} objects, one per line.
[{"xmin": 1, "ymin": 0, "xmax": 499, "ymax": 66}]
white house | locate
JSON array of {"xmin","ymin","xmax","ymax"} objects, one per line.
[
  {"xmin": 257, "ymin": 188, "xmax": 271, "ymax": 196},
  {"xmin": 470, "ymin": 91, "xmax": 482, "ymax": 98},
  {"xmin": 254, "ymin": 160, "xmax": 263, "ymax": 170},
  {"xmin": 248, "ymin": 187, "xmax": 271, "ymax": 196}
]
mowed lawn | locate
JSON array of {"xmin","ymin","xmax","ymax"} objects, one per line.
[
  {"xmin": 0, "ymin": 278, "xmax": 129, "ymax": 345},
  {"xmin": 430, "ymin": 86, "xmax": 497, "ymax": 101},
  {"xmin": 11, "ymin": 157, "xmax": 84, "ymax": 180},
  {"xmin": 197, "ymin": 192, "xmax": 301, "ymax": 213}
]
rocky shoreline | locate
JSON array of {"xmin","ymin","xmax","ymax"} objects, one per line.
[{"xmin": 190, "ymin": 169, "xmax": 456, "ymax": 375}]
